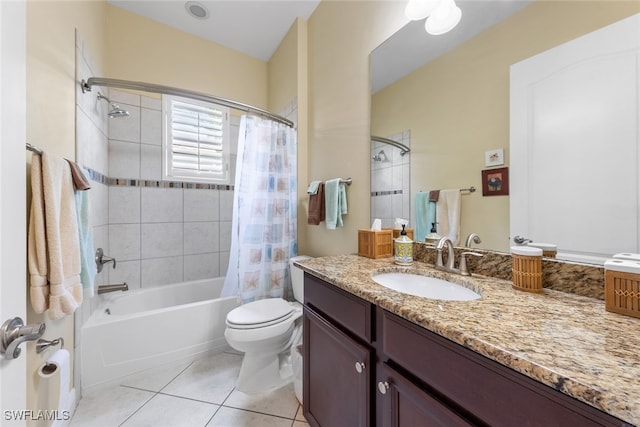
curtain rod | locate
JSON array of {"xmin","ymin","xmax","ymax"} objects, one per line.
[
  {"xmin": 81, "ymin": 77, "xmax": 294, "ymax": 128},
  {"xmin": 371, "ymin": 135, "xmax": 410, "ymax": 156}
]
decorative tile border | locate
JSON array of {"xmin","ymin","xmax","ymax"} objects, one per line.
[
  {"xmin": 371, "ymin": 189, "xmax": 403, "ymax": 197},
  {"xmin": 86, "ymin": 167, "xmax": 234, "ymax": 190}
]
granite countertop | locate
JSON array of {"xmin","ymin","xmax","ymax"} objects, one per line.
[{"xmin": 296, "ymin": 254, "xmax": 640, "ymax": 425}]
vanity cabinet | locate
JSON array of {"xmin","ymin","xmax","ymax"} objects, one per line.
[
  {"xmin": 303, "ymin": 273, "xmax": 373, "ymax": 427},
  {"xmin": 303, "ymin": 273, "xmax": 631, "ymax": 427}
]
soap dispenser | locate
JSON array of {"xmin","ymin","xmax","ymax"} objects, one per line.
[
  {"xmin": 424, "ymin": 222, "xmax": 441, "ymax": 246},
  {"xmin": 394, "ymin": 224, "xmax": 413, "ymax": 266}
]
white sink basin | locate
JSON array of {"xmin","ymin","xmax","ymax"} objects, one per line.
[{"xmin": 372, "ymin": 273, "xmax": 481, "ymax": 301}]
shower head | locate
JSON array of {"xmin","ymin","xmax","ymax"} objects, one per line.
[
  {"xmin": 372, "ymin": 150, "xmax": 388, "ymax": 162},
  {"xmin": 97, "ymin": 92, "xmax": 130, "ymax": 118},
  {"xmin": 108, "ymin": 104, "xmax": 130, "ymax": 118}
]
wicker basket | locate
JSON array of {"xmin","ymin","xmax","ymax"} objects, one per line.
[
  {"xmin": 358, "ymin": 229, "xmax": 393, "ymax": 259},
  {"xmin": 511, "ymin": 246, "xmax": 542, "ymax": 293},
  {"xmin": 604, "ymin": 259, "xmax": 640, "ymax": 319}
]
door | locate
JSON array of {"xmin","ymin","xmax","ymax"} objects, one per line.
[
  {"xmin": 0, "ymin": 0, "xmax": 28, "ymax": 424},
  {"xmin": 377, "ymin": 363, "xmax": 472, "ymax": 427},
  {"xmin": 303, "ymin": 307, "xmax": 370, "ymax": 427},
  {"xmin": 510, "ymin": 13, "xmax": 640, "ymax": 264}
]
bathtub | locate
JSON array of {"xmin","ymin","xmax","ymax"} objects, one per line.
[{"xmin": 81, "ymin": 277, "xmax": 240, "ymax": 391}]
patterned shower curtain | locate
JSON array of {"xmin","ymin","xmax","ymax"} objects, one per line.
[{"xmin": 222, "ymin": 115, "xmax": 298, "ymax": 302}]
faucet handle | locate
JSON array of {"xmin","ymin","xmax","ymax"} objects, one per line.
[
  {"xmin": 459, "ymin": 251, "xmax": 483, "ymax": 276},
  {"xmin": 95, "ymin": 248, "xmax": 117, "ymax": 273}
]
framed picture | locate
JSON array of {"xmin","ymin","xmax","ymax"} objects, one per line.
[
  {"xmin": 482, "ymin": 167, "xmax": 509, "ymax": 196},
  {"xmin": 484, "ymin": 148, "xmax": 504, "ymax": 167}
]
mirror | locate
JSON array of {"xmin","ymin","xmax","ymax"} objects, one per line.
[{"xmin": 370, "ymin": 1, "xmax": 640, "ymax": 263}]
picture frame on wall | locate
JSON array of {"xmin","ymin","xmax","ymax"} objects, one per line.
[{"xmin": 482, "ymin": 167, "xmax": 509, "ymax": 196}]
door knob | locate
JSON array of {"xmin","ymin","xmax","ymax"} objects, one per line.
[
  {"xmin": 378, "ymin": 381, "xmax": 390, "ymax": 394},
  {"xmin": 1, "ymin": 317, "xmax": 46, "ymax": 360},
  {"xmin": 355, "ymin": 361, "xmax": 365, "ymax": 374}
]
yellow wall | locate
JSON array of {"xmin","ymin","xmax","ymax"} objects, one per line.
[
  {"xmin": 105, "ymin": 5, "xmax": 268, "ymax": 108},
  {"xmin": 372, "ymin": 0, "xmax": 640, "ymax": 252},
  {"xmin": 26, "ymin": 0, "xmax": 107, "ymax": 421},
  {"xmin": 304, "ymin": 1, "xmax": 407, "ymax": 256}
]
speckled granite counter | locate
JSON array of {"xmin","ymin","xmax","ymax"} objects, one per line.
[{"xmin": 295, "ymin": 255, "xmax": 640, "ymax": 426}]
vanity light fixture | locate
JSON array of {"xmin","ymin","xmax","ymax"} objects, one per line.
[{"xmin": 405, "ymin": 0, "xmax": 462, "ymax": 35}]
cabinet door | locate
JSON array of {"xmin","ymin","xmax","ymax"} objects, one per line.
[
  {"xmin": 304, "ymin": 307, "xmax": 370, "ymax": 427},
  {"xmin": 377, "ymin": 363, "xmax": 472, "ymax": 427}
]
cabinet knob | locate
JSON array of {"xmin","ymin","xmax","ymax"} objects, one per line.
[
  {"xmin": 354, "ymin": 361, "xmax": 365, "ymax": 374},
  {"xmin": 377, "ymin": 381, "xmax": 390, "ymax": 395}
]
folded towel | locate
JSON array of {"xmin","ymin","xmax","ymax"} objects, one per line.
[
  {"xmin": 307, "ymin": 182, "xmax": 326, "ymax": 225},
  {"xmin": 28, "ymin": 153, "xmax": 83, "ymax": 319},
  {"xmin": 325, "ymin": 178, "xmax": 347, "ymax": 230},
  {"xmin": 307, "ymin": 181, "xmax": 321, "ymax": 195},
  {"xmin": 65, "ymin": 159, "xmax": 91, "ymax": 191},
  {"xmin": 415, "ymin": 192, "xmax": 436, "ymax": 242},
  {"xmin": 436, "ymin": 189, "xmax": 462, "ymax": 245},
  {"xmin": 429, "ymin": 190, "xmax": 440, "ymax": 202},
  {"xmin": 75, "ymin": 167, "xmax": 97, "ymax": 297}
]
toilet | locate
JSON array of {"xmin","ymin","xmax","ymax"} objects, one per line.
[{"xmin": 224, "ymin": 255, "xmax": 310, "ymax": 394}]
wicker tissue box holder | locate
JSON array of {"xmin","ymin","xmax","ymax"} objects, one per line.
[
  {"xmin": 358, "ymin": 229, "xmax": 393, "ymax": 259},
  {"xmin": 604, "ymin": 258, "xmax": 640, "ymax": 319},
  {"xmin": 511, "ymin": 246, "xmax": 542, "ymax": 293}
]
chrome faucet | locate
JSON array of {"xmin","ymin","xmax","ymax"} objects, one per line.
[
  {"xmin": 465, "ymin": 233, "xmax": 482, "ymax": 248},
  {"xmin": 97, "ymin": 283, "xmax": 129, "ymax": 294},
  {"xmin": 436, "ymin": 237, "xmax": 484, "ymax": 276}
]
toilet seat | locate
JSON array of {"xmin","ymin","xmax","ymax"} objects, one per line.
[{"xmin": 226, "ymin": 298, "xmax": 295, "ymax": 330}]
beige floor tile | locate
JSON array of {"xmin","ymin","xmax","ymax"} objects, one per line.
[
  {"xmin": 206, "ymin": 406, "xmax": 292, "ymax": 427},
  {"xmin": 120, "ymin": 359, "xmax": 192, "ymax": 392},
  {"xmin": 70, "ymin": 386, "xmax": 154, "ymax": 427},
  {"xmin": 161, "ymin": 352, "xmax": 242, "ymax": 404},
  {"xmin": 224, "ymin": 382, "xmax": 299, "ymax": 419},
  {"xmin": 295, "ymin": 405, "xmax": 307, "ymax": 421},
  {"xmin": 120, "ymin": 393, "xmax": 219, "ymax": 427}
]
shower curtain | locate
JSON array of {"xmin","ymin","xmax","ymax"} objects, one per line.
[{"xmin": 222, "ymin": 115, "xmax": 298, "ymax": 302}]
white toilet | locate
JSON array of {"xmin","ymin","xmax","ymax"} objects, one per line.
[{"xmin": 224, "ymin": 255, "xmax": 310, "ymax": 394}]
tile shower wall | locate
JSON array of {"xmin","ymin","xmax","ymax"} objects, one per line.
[
  {"xmin": 370, "ymin": 131, "xmax": 411, "ymax": 228},
  {"xmin": 107, "ymin": 90, "xmax": 240, "ymax": 289}
]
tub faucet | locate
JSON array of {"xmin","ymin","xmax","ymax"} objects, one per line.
[
  {"xmin": 97, "ymin": 283, "xmax": 129, "ymax": 294},
  {"xmin": 465, "ymin": 233, "xmax": 482, "ymax": 248}
]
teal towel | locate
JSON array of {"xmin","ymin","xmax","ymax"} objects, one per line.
[
  {"xmin": 74, "ymin": 168, "xmax": 97, "ymax": 296},
  {"xmin": 415, "ymin": 191, "xmax": 436, "ymax": 242},
  {"xmin": 325, "ymin": 178, "xmax": 348, "ymax": 230}
]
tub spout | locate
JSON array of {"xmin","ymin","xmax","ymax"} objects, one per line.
[{"xmin": 97, "ymin": 283, "xmax": 129, "ymax": 294}]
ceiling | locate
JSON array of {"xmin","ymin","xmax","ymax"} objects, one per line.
[
  {"xmin": 109, "ymin": 0, "xmax": 321, "ymax": 61},
  {"xmin": 371, "ymin": 0, "xmax": 532, "ymax": 93}
]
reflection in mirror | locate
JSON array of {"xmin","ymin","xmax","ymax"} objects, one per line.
[{"xmin": 370, "ymin": 1, "xmax": 640, "ymax": 263}]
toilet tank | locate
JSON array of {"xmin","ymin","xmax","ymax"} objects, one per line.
[{"xmin": 289, "ymin": 255, "xmax": 311, "ymax": 303}]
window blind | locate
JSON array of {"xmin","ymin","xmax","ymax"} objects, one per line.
[{"xmin": 164, "ymin": 96, "xmax": 229, "ymax": 183}]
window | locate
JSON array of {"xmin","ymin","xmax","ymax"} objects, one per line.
[{"xmin": 163, "ymin": 95, "xmax": 230, "ymax": 184}]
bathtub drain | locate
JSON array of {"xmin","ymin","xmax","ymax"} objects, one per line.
[{"xmin": 105, "ymin": 308, "xmax": 111, "ymax": 315}]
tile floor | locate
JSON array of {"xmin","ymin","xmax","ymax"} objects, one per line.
[{"xmin": 70, "ymin": 351, "xmax": 308, "ymax": 427}]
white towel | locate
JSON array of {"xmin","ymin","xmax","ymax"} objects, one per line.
[
  {"xmin": 436, "ymin": 189, "xmax": 461, "ymax": 245},
  {"xmin": 28, "ymin": 153, "xmax": 83, "ymax": 319}
]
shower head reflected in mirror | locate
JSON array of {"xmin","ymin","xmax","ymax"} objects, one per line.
[
  {"xmin": 372, "ymin": 149, "xmax": 388, "ymax": 162},
  {"xmin": 97, "ymin": 92, "xmax": 130, "ymax": 118}
]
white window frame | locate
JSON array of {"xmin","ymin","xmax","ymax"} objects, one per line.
[{"xmin": 162, "ymin": 94, "xmax": 230, "ymax": 184}]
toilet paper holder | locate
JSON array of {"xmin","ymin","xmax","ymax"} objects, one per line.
[{"xmin": 36, "ymin": 337, "xmax": 64, "ymax": 354}]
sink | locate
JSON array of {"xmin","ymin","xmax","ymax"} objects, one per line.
[{"xmin": 372, "ymin": 273, "xmax": 481, "ymax": 301}]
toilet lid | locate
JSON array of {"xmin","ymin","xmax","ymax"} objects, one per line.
[{"xmin": 226, "ymin": 298, "xmax": 294, "ymax": 328}]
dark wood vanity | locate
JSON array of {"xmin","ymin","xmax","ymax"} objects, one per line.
[{"xmin": 303, "ymin": 273, "xmax": 632, "ymax": 427}]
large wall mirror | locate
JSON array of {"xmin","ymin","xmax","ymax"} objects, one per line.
[{"xmin": 370, "ymin": 0, "xmax": 640, "ymax": 264}]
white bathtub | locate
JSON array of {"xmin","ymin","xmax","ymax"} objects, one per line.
[{"xmin": 81, "ymin": 277, "xmax": 240, "ymax": 391}]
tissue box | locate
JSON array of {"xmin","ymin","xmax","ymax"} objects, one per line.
[
  {"xmin": 384, "ymin": 228, "xmax": 415, "ymax": 241},
  {"xmin": 358, "ymin": 229, "xmax": 393, "ymax": 259},
  {"xmin": 605, "ymin": 259, "xmax": 640, "ymax": 319}
]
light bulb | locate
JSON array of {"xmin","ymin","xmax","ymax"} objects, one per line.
[
  {"xmin": 425, "ymin": 0, "xmax": 461, "ymax": 35},
  {"xmin": 405, "ymin": 0, "xmax": 441, "ymax": 21}
]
